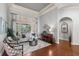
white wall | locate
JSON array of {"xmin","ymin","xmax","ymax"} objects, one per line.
[
  {"xmin": 0, "ymin": 3, "xmax": 8, "ymax": 55},
  {"xmin": 58, "ymin": 5, "xmax": 79, "ymax": 45},
  {"xmin": 39, "ymin": 7, "xmax": 57, "ymax": 34},
  {"xmin": 0, "ymin": 4, "xmax": 8, "ymax": 42},
  {"xmin": 39, "ymin": 4, "xmax": 79, "ymax": 45},
  {"xmin": 39, "ymin": 7, "xmax": 58, "ymax": 43}
]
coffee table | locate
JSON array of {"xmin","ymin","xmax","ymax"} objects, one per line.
[{"xmin": 29, "ymin": 39, "xmax": 38, "ymax": 46}]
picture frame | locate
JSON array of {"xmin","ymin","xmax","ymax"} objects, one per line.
[{"xmin": 61, "ymin": 22, "xmax": 68, "ymax": 33}]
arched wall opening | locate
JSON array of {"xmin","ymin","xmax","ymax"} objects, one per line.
[{"xmin": 59, "ymin": 17, "xmax": 73, "ymax": 43}]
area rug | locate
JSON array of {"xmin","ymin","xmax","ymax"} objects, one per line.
[{"xmin": 23, "ymin": 40, "xmax": 51, "ymax": 56}]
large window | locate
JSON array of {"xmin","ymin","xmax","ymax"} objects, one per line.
[
  {"xmin": 0, "ymin": 18, "xmax": 3, "ymax": 33},
  {"xmin": 0, "ymin": 17, "xmax": 7, "ymax": 34},
  {"xmin": 16, "ymin": 23, "xmax": 31, "ymax": 33}
]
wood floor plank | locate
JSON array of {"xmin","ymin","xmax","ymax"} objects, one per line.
[
  {"xmin": 30, "ymin": 40, "xmax": 79, "ymax": 56},
  {"xmin": 3, "ymin": 40, "xmax": 79, "ymax": 56}
]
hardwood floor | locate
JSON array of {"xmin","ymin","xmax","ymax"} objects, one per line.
[
  {"xmin": 2, "ymin": 40, "xmax": 79, "ymax": 56},
  {"xmin": 29, "ymin": 40, "xmax": 79, "ymax": 56}
]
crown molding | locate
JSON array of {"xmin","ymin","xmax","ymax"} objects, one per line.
[
  {"xmin": 10, "ymin": 4, "xmax": 57, "ymax": 17},
  {"xmin": 10, "ymin": 4, "xmax": 39, "ymax": 16},
  {"xmin": 40, "ymin": 4, "xmax": 54, "ymax": 12},
  {"xmin": 39, "ymin": 3, "xmax": 56, "ymax": 16}
]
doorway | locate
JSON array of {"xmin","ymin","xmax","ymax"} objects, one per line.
[{"xmin": 59, "ymin": 17, "xmax": 73, "ymax": 44}]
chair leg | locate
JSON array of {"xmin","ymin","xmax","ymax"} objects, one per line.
[{"xmin": 22, "ymin": 45, "xmax": 23, "ymax": 56}]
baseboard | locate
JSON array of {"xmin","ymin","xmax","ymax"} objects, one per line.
[
  {"xmin": 71, "ymin": 42, "xmax": 79, "ymax": 45},
  {"xmin": 55, "ymin": 41, "xmax": 59, "ymax": 44}
]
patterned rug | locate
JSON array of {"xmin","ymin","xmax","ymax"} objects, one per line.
[
  {"xmin": 4, "ymin": 39, "xmax": 51, "ymax": 56},
  {"xmin": 23, "ymin": 40, "xmax": 51, "ymax": 56}
]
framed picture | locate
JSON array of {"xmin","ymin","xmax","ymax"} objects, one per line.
[{"xmin": 61, "ymin": 22, "xmax": 68, "ymax": 33}]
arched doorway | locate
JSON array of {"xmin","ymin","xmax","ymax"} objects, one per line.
[{"xmin": 59, "ymin": 17, "xmax": 73, "ymax": 44}]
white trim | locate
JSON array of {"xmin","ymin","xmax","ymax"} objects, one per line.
[
  {"xmin": 40, "ymin": 4, "xmax": 54, "ymax": 12},
  {"xmin": 39, "ymin": 4, "xmax": 56, "ymax": 16},
  {"xmin": 10, "ymin": 4, "xmax": 57, "ymax": 17},
  {"xmin": 10, "ymin": 4, "xmax": 39, "ymax": 17},
  {"xmin": 71, "ymin": 42, "xmax": 79, "ymax": 45},
  {"xmin": 13, "ymin": 4, "xmax": 38, "ymax": 14},
  {"xmin": 55, "ymin": 41, "xmax": 59, "ymax": 44}
]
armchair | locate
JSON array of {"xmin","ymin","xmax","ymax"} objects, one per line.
[{"xmin": 3, "ymin": 37, "xmax": 23, "ymax": 56}]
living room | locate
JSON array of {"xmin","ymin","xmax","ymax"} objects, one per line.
[
  {"xmin": 0, "ymin": 3, "xmax": 55, "ymax": 56},
  {"xmin": 1, "ymin": 3, "xmax": 79, "ymax": 56}
]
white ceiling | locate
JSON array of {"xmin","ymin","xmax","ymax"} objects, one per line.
[{"xmin": 15, "ymin": 3, "xmax": 50, "ymax": 12}]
